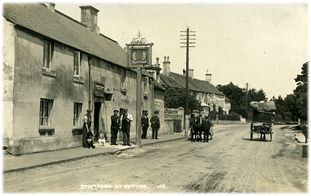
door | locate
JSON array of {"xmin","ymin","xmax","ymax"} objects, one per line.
[{"xmin": 94, "ymin": 102, "xmax": 102, "ymax": 141}]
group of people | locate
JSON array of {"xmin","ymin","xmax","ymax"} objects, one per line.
[
  {"xmin": 110, "ymin": 108, "xmax": 133, "ymax": 146},
  {"xmin": 82, "ymin": 108, "xmax": 161, "ymax": 148},
  {"xmin": 189, "ymin": 111, "xmax": 213, "ymax": 143},
  {"xmin": 141, "ymin": 111, "xmax": 161, "ymax": 139}
]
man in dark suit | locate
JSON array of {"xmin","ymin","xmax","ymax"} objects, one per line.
[
  {"xmin": 194, "ymin": 112, "xmax": 202, "ymax": 142},
  {"xmin": 150, "ymin": 111, "xmax": 160, "ymax": 139},
  {"xmin": 141, "ymin": 111, "xmax": 149, "ymax": 139},
  {"xmin": 110, "ymin": 110, "xmax": 120, "ymax": 145},
  {"xmin": 202, "ymin": 115, "xmax": 213, "ymax": 143}
]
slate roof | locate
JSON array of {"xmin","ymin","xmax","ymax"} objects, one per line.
[
  {"xmin": 3, "ymin": 3, "xmax": 127, "ymax": 67},
  {"xmin": 154, "ymin": 80, "xmax": 167, "ymax": 91},
  {"xmin": 160, "ymin": 72, "xmax": 224, "ymax": 96}
]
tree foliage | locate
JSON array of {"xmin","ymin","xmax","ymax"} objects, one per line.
[
  {"xmin": 269, "ymin": 62, "xmax": 308, "ymax": 122},
  {"xmin": 217, "ymin": 82, "xmax": 267, "ymax": 119},
  {"xmin": 164, "ymin": 87, "xmax": 201, "ymax": 112},
  {"xmin": 294, "ymin": 62, "xmax": 308, "ymax": 121}
]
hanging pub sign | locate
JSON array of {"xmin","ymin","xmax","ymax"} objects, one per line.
[{"xmin": 130, "ymin": 48, "xmax": 149, "ymax": 65}]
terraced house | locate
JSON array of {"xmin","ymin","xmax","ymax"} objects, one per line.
[
  {"xmin": 3, "ymin": 3, "xmax": 159, "ymax": 155},
  {"xmin": 160, "ymin": 56, "xmax": 231, "ymax": 115}
]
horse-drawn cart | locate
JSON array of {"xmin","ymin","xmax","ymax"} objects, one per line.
[{"xmin": 249, "ymin": 101, "xmax": 276, "ymax": 142}]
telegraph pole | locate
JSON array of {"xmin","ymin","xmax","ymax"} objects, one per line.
[
  {"xmin": 180, "ymin": 27, "xmax": 196, "ymax": 138},
  {"xmin": 136, "ymin": 66, "xmax": 142, "ymax": 148}
]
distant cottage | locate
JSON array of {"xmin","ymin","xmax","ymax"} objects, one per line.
[{"xmin": 160, "ymin": 56, "xmax": 231, "ymax": 115}]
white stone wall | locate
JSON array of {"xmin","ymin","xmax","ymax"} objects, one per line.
[{"xmin": 3, "ymin": 18, "xmax": 15, "ymax": 147}]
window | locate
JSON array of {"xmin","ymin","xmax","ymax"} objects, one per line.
[
  {"xmin": 43, "ymin": 40, "xmax": 53, "ymax": 69},
  {"xmin": 39, "ymin": 98, "xmax": 53, "ymax": 127},
  {"xmin": 144, "ymin": 77, "xmax": 149, "ymax": 95},
  {"xmin": 73, "ymin": 51, "xmax": 81, "ymax": 76},
  {"xmin": 73, "ymin": 102, "xmax": 82, "ymax": 127}
]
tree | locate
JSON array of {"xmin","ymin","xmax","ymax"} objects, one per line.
[
  {"xmin": 217, "ymin": 82, "xmax": 267, "ymax": 119},
  {"xmin": 273, "ymin": 95, "xmax": 293, "ymax": 121},
  {"xmin": 293, "ymin": 62, "xmax": 308, "ymax": 121},
  {"xmin": 164, "ymin": 87, "xmax": 201, "ymax": 112},
  {"xmin": 217, "ymin": 82, "xmax": 244, "ymax": 112}
]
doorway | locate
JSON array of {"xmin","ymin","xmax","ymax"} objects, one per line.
[{"xmin": 94, "ymin": 102, "xmax": 102, "ymax": 141}]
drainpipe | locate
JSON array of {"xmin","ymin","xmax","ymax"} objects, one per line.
[
  {"xmin": 151, "ymin": 79, "xmax": 154, "ymax": 115},
  {"xmin": 88, "ymin": 56, "xmax": 92, "ymax": 110}
]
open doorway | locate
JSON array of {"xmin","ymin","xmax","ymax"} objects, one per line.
[{"xmin": 94, "ymin": 102, "xmax": 101, "ymax": 141}]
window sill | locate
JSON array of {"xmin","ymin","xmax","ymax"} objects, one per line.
[
  {"xmin": 73, "ymin": 76, "xmax": 84, "ymax": 84},
  {"xmin": 42, "ymin": 68, "xmax": 56, "ymax": 78},
  {"xmin": 39, "ymin": 127, "xmax": 55, "ymax": 136}
]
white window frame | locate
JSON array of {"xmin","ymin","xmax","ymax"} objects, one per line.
[
  {"xmin": 144, "ymin": 77, "xmax": 149, "ymax": 95},
  {"xmin": 73, "ymin": 102, "xmax": 83, "ymax": 127},
  {"xmin": 43, "ymin": 40, "xmax": 53, "ymax": 69},
  {"xmin": 39, "ymin": 98, "xmax": 53, "ymax": 127},
  {"xmin": 73, "ymin": 51, "xmax": 81, "ymax": 76}
]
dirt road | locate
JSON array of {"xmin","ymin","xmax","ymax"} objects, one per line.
[{"xmin": 3, "ymin": 124, "xmax": 308, "ymax": 193}]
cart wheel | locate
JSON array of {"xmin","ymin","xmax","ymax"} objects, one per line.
[{"xmin": 270, "ymin": 133, "xmax": 272, "ymax": 142}]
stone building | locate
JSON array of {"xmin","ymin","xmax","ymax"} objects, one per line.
[
  {"xmin": 3, "ymin": 3, "xmax": 157, "ymax": 155},
  {"xmin": 160, "ymin": 56, "xmax": 230, "ymax": 115}
]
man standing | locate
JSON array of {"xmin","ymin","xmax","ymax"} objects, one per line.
[
  {"xmin": 111, "ymin": 110, "xmax": 120, "ymax": 145},
  {"xmin": 197, "ymin": 112, "xmax": 203, "ymax": 142},
  {"xmin": 189, "ymin": 113, "xmax": 195, "ymax": 142},
  {"xmin": 141, "ymin": 111, "xmax": 149, "ymax": 139},
  {"xmin": 150, "ymin": 111, "xmax": 160, "ymax": 139},
  {"xmin": 82, "ymin": 109, "xmax": 92, "ymax": 148},
  {"xmin": 202, "ymin": 115, "xmax": 213, "ymax": 143},
  {"xmin": 121, "ymin": 108, "xmax": 133, "ymax": 146}
]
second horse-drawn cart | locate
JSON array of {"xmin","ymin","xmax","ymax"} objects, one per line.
[{"xmin": 249, "ymin": 101, "xmax": 276, "ymax": 142}]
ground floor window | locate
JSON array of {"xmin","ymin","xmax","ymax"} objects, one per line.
[
  {"xmin": 39, "ymin": 98, "xmax": 53, "ymax": 126},
  {"xmin": 39, "ymin": 98, "xmax": 54, "ymax": 136},
  {"xmin": 73, "ymin": 102, "xmax": 83, "ymax": 127}
]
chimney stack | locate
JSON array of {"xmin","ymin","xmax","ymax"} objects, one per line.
[
  {"xmin": 45, "ymin": 3, "xmax": 55, "ymax": 12},
  {"xmin": 156, "ymin": 57, "xmax": 160, "ymax": 67},
  {"xmin": 205, "ymin": 69, "xmax": 212, "ymax": 83},
  {"xmin": 80, "ymin": 6, "xmax": 100, "ymax": 33},
  {"xmin": 189, "ymin": 69, "xmax": 194, "ymax": 79},
  {"xmin": 162, "ymin": 56, "xmax": 170, "ymax": 76}
]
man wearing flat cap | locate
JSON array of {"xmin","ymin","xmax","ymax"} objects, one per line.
[
  {"xmin": 82, "ymin": 109, "xmax": 92, "ymax": 148},
  {"xmin": 111, "ymin": 110, "xmax": 120, "ymax": 145},
  {"xmin": 150, "ymin": 111, "xmax": 160, "ymax": 139}
]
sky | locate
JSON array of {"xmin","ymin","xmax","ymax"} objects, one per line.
[
  {"xmin": 3, "ymin": 0, "xmax": 309, "ymax": 99},
  {"xmin": 54, "ymin": 1, "xmax": 308, "ymax": 99}
]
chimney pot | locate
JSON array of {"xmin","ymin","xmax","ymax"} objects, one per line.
[
  {"xmin": 156, "ymin": 57, "xmax": 159, "ymax": 66},
  {"xmin": 205, "ymin": 69, "xmax": 212, "ymax": 83},
  {"xmin": 163, "ymin": 56, "xmax": 170, "ymax": 75},
  {"xmin": 189, "ymin": 69, "xmax": 194, "ymax": 79}
]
